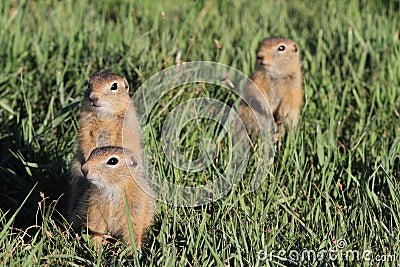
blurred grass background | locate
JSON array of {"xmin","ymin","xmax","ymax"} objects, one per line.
[{"xmin": 0, "ymin": 0, "xmax": 399, "ymax": 266}]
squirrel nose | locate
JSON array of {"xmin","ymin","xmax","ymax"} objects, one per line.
[
  {"xmin": 81, "ymin": 165, "xmax": 89, "ymax": 176},
  {"xmin": 89, "ymin": 94, "xmax": 99, "ymax": 104},
  {"xmin": 256, "ymin": 54, "xmax": 264, "ymax": 61}
]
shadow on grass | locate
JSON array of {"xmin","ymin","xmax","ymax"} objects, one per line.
[{"xmin": 0, "ymin": 116, "xmax": 72, "ymax": 231}]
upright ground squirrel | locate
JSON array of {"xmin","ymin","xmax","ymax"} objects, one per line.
[
  {"xmin": 237, "ymin": 37, "xmax": 303, "ymax": 139},
  {"xmin": 81, "ymin": 146, "xmax": 155, "ymax": 248}
]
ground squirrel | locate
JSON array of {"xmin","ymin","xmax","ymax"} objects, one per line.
[
  {"xmin": 237, "ymin": 37, "xmax": 303, "ymax": 138},
  {"xmin": 81, "ymin": 146, "xmax": 155, "ymax": 248},
  {"xmin": 76, "ymin": 73, "xmax": 142, "ymax": 163},
  {"xmin": 68, "ymin": 73, "xmax": 144, "ymax": 230}
]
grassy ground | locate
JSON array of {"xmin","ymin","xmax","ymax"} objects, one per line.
[{"xmin": 1, "ymin": 0, "xmax": 399, "ymax": 266}]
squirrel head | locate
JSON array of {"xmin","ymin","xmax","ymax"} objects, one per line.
[
  {"xmin": 81, "ymin": 146, "xmax": 140, "ymax": 191},
  {"xmin": 255, "ymin": 37, "xmax": 300, "ymax": 77},
  {"xmin": 83, "ymin": 73, "xmax": 131, "ymax": 115}
]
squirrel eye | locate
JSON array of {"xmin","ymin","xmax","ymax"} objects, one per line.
[
  {"xmin": 107, "ymin": 157, "xmax": 119, "ymax": 165},
  {"xmin": 278, "ymin": 45, "xmax": 286, "ymax": 51},
  {"xmin": 110, "ymin": 83, "xmax": 118, "ymax": 91}
]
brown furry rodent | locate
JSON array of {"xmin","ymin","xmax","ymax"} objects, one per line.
[
  {"xmin": 68, "ymin": 73, "xmax": 144, "ymax": 230},
  {"xmin": 81, "ymin": 146, "xmax": 155, "ymax": 248},
  {"xmin": 76, "ymin": 73, "xmax": 142, "ymax": 163},
  {"xmin": 238, "ymin": 37, "xmax": 303, "ymax": 138}
]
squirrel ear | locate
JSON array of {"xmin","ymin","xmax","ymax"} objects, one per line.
[
  {"xmin": 129, "ymin": 155, "xmax": 137, "ymax": 168},
  {"xmin": 293, "ymin": 44, "xmax": 298, "ymax": 52},
  {"xmin": 123, "ymin": 78, "xmax": 129, "ymax": 92}
]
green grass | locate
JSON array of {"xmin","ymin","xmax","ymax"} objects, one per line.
[{"xmin": 1, "ymin": 0, "xmax": 399, "ymax": 266}]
